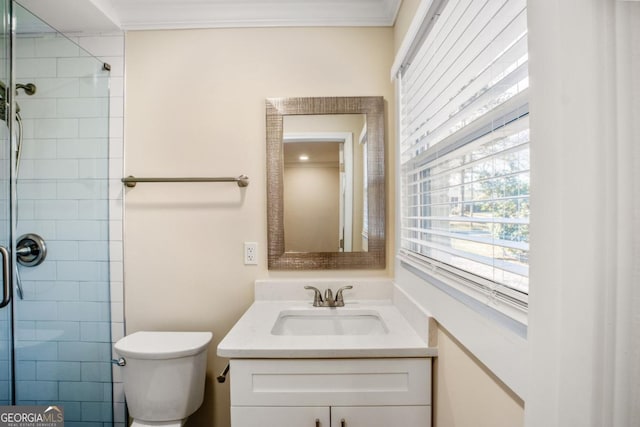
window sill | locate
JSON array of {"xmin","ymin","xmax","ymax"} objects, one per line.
[{"xmin": 394, "ymin": 256, "xmax": 529, "ymax": 399}]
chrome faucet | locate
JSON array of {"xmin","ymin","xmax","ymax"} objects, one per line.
[{"xmin": 304, "ymin": 285, "xmax": 353, "ymax": 307}]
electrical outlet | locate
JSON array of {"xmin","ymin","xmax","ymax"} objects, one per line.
[{"xmin": 244, "ymin": 242, "xmax": 258, "ymax": 265}]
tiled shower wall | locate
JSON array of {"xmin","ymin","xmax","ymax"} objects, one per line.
[{"xmin": 13, "ymin": 28, "xmax": 125, "ymax": 427}]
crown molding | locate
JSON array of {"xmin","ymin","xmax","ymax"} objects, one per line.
[{"xmin": 109, "ymin": 0, "xmax": 401, "ymax": 30}]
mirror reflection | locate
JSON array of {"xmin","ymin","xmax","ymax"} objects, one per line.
[
  {"xmin": 283, "ymin": 114, "xmax": 368, "ymax": 253},
  {"xmin": 266, "ymin": 96, "xmax": 385, "ymax": 270}
]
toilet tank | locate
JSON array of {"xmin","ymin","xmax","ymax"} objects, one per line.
[{"xmin": 115, "ymin": 331, "xmax": 213, "ymax": 422}]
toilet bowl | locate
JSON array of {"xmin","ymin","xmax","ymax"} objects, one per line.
[{"xmin": 114, "ymin": 331, "xmax": 213, "ymax": 427}]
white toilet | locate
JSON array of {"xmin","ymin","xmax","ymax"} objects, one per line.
[{"xmin": 114, "ymin": 331, "xmax": 213, "ymax": 427}]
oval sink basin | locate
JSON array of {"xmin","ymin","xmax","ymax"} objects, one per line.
[{"xmin": 271, "ymin": 309, "xmax": 388, "ymax": 336}]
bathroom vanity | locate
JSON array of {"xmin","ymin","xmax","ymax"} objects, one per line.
[{"xmin": 218, "ymin": 280, "xmax": 436, "ymax": 427}]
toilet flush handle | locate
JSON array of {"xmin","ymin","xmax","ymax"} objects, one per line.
[{"xmin": 111, "ymin": 357, "xmax": 126, "ymax": 366}]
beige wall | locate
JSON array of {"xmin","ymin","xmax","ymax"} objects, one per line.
[
  {"xmin": 434, "ymin": 326, "xmax": 524, "ymax": 427},
  {"xmin": 284, "ymin": 165, "xmax": 340, "ymax": 251},
  {"xmin": 124, "ymin": 26, "xmax": 394, "ymax": 427},
  {"xmin": 394, "ymin": 0, "xmax": 421, "ymax": 52}
]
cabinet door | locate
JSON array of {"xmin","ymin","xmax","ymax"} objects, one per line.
[
  {"xmin": 231, "ymin": 406, "xmax": 330, "ymax": 427},
  {"xmin": 331, "ymin": 406, "xmax": 430, "ymax": 427}
]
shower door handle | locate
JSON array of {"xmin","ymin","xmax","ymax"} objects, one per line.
[{"xmin": 0, "ymin": 246, "xmax": 10, "ymax": 308}]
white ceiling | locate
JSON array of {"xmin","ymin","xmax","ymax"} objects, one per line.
[{"xmin": 17, "ymin": 0, "xmax": 401, "ymax": 33}]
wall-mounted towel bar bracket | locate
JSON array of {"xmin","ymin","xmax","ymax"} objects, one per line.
[{"xmin": 122, "ymin": 175, "xmax": 249, "ymax": 188}]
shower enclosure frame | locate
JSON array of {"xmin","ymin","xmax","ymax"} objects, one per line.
[{"xmin": 1, "ymin": 1, "xmax": 119, "ymax": 424}]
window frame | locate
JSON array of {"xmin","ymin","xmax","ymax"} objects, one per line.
[{"xmin": 394, "ymin": 0, "xmax": 531, "ymax": 325}]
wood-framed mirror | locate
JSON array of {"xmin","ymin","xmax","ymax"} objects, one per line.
[{"xmin": 266, "ymin": 96, "xmax": 385, "ymax": 269}]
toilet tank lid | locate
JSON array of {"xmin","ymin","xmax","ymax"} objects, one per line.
[{"xmin": 114, "ymin": 331, "xmax": 213, "ymax": 359}]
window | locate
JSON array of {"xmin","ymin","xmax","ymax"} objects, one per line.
[{"xmin": 397, "ymin": 0, "xmax": 530, "ymax": 311}]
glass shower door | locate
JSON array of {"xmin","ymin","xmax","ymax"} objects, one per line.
[
  {"xmin": 0, "ymin": 0, "xmax": 13, "ymax": 406},
  {"xmin": 10, "ymin": 3, "xmax": 113, "ymax": 424}
]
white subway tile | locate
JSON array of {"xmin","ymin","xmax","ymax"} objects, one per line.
[
  {"xmin": 108, "ymin": 77, "xmax": 124, "ymax": 98},
  {"xmin": 108, "ymin": 158, "xmax": 123, "ymax": 180},
  {"xmin": 58, "ymin": 98, "xmax": 109, "ymax": 118},
  {"xmin": 58, "ymin": 342, "xmax": 111, "ymax": 363},
  {"xmin": 110, "ymin": 302, "xmax": 123, "ymax": 323},
  {"xmin": 16, "ymin": 260, "xmax": 57, "ymax": 281},
  {"xmin": 56, "ymin": 220, "xmax": 109, "ymax": 241},
  {"xmin": 79, "ymin": 117, "xmax": 108, "ymax": 138},
  {"xmin": 108, "ymin": 179, "xmax": 123, "ymax": 200},
  {"xmin": 109, "ymin": 281, "xmax": 123, "ymax": 303},
  {"xmin": 57, "ymin": 138, "xmax": 109, "ymax": 159},
  {"xmin": 108, "ymin": 117, "xmax": 123, "ymax": 140},
  {"xmin": 16, "ymin": 200, "xmax": 35, "ymax": 220},
  {"xmin": 80, "ymin": 322, "xmax": 111, "ymax": 342},
  {"xmin": 33, "ymin": 159, "xmax": 79, "ymax": 179},
  {"xmin": 34, "ymin": 118, "xmax": 79, "ymax": 138},
  {"xmin": 58, "ymin": 57, "xmax": 104, "ymax": 78},
  {"xmin": 57, "ymin": 261, "xmax": 109, "ymax": 282},
  {"xmin": 78, "ymin": 241, "xmax": 109, "ymax": 261},
  {"xmin": 79, "ymin": 282, "xmax": 109, "ymax": 302},
  {"xmin": 108, "ymin": 199, "xmax": 123, "ymax": 221},
  {"xmin": 35, "ymin": 36, "xmax": 80, "ymax": 58},
  {"xmin": 110, "ymin": 322, "xmax": 124, "ymax": 343},
  {"xmin": 17, "ymin": 119, "xmax": 35, "ymax": 139},
  {"xmin": 15, "ymin": 58, "xmax": 57, "ymax": 78},
  {"xmin": 78, "ymin": 199, "xmax": 109, "ymax": 220},
  {"xmin": 58, "ymin": 301, "xmax": 110, "ymax": 322},
  {"xmin": 15, "ymin": 219, "xmax": 57, "ymax": 239},
  {"xmin": 112, "ymin": 382, "xmax": 125, "ymax": 403},
  {"xmin": 35, "ymin": 320, "xmax": 81, "ymax": 340},
  {"xmin": 16, "ymin": 159, "xmax": 36, "ymax": 179},
  {"xmin": 14, "ymin": 321, "xmax": 37, "ymax": 340},
  {"xmin": 108, "ymin": 221, "xmax": 122, "ymax": 243},
  {"xmin": 15, "ymin": 301, "xmax": 58, "ymax": 321},
  {"xmin": 109, "ymin": 261, "xmax": 123, "ymax": 282},
  {"xmin": 20, "ymin": 138, "xmax": 57, "ymax": 160},
  {"xmin": 44, "ymin": 241, "xmax": 79, "ymax": 260},
  {"xmin": 78, "ymin": 159, "xmax": 109, "ymax": 180},
  {"xmin": 109, "ymin": 137, "xmax": 123, "ymax": 159},
  {"xmin": 109, "ymin": 96, "xmax": 124, "ymax": 118},
  {"xmin": 57, "ymin": 180, "xmax": 108, "ymax": 200},
  {"xmin": 79, "ymin": 76, "xmax": 109, "ymax": 98},
  {"xmin": 81, "ymin": 362, "xmax": 112, "ymax": 382},
  {"xmin": 15, "ymin": 360, "xmax": 36, "ymax": 380},
  {"xmin": 16, "ymin": 181, "xmax": 57, "ymax": 199},
  {"xmin": 33, "ymin": 77, "xmax": 80, "ymax": 98},
  {"xmin": 37, "ymin": 361, "xmax": 81, "ymax": 381},
  {"xmin": 16, "ymin": 98, "xmax": 57, "ymax": 119},
  {"xmin": 15, "ymin": 37, "xmax": 35, "ymax": 58},
  {"xmin": 109, "ymin": 241, "xmax": 123, "ymax": 261},
  {"xmin": 34, "ymin": 199, "xmax": 79, "ymax": 220},
  {"xmin": 33, "ymin": 282, "xmax": 80, "ymax": 302}
]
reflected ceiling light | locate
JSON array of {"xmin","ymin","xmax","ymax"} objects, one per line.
[{"xmin": 299, "ymin": 154, "xmax": 309, "ymax": 161}]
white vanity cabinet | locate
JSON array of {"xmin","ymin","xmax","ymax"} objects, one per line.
[{"xmin": 229, "ymin": 358, "xmax": 432, "ymax": 427}]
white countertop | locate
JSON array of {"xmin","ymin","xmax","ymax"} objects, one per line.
[{"xmin": 217, "ymin": 299, "xmax": 436, "ymax": 359}]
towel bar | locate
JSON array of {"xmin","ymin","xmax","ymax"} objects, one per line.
[{"xmin": 122, "ymin": 175, "xmax": 249, "ymax": 188}]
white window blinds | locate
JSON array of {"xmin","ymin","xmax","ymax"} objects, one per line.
[{"xmin": 398, "ymin": 0, "xmax": 530, "ymax": 306}]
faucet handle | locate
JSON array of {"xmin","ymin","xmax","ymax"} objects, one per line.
[
  {"xmin": 324, "ymin": 288, "xmax": 334, "ymax": 303},
  {"xmin": 335, "ymin": 285, "xmax": 353, "ymax": 306},
  {"xmin": 304, "ymin": 286, "xmax": 323, "ymax": 307}
]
